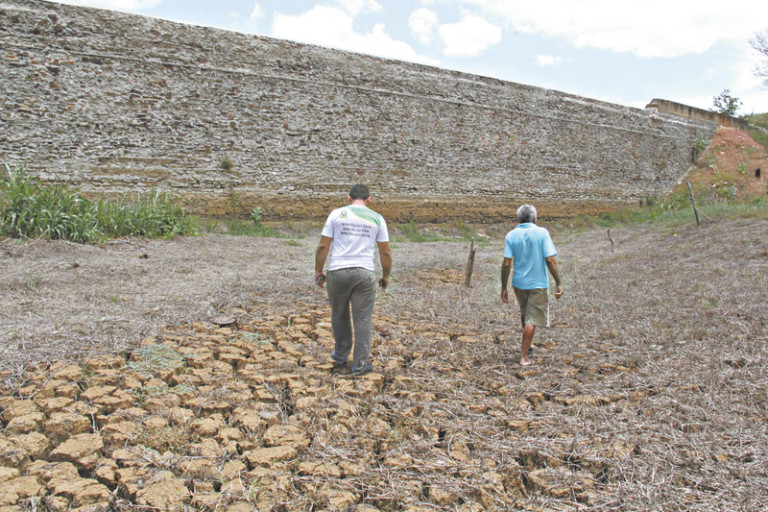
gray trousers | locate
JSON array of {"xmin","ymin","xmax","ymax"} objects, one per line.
[{"xmin": 326, "ymin": 267, "xmax": 377, "ymax": 373}]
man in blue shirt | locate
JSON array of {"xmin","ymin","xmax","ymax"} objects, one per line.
[{"xmin": 501, "ymin": 204, "xmax": 564, "ymax": 366}]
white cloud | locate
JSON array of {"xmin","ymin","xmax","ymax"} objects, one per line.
[
  {"xmin": 536, "ymin": 54, "xmax": 561, "ymax": 67},
  {"xmin": 54, "ymin": 0, "xmax": 161, "ymax": 9},
  {"xmin": 438, "ymin": 13, "xmax": 501, "ymax": 58},
  {"xmin": 250, "ymin": 3, "xmax": 264, "ymax": 20},
  {"xmin": 335, "ymin": 0, "xmax": 382, "ymax": 17},
  {"xmin": 729, "ymin": 52, "xmax": 768, "ymax": 113},
  {"xmin": 409, "ymin": 8, "xmax": 438, "ymax": 45},
  {"xmin": 272, "ymin": 6, "xmax": 439, "ymax": 66},
  {"xmin": 450, "ymin": 0, "xmax": 768, "ymax": 59}
]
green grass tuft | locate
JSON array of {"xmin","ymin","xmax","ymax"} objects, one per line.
[
  {"xmin": 225, "ymin": 219, "xmax": 280, "ymax": 237},
  {"xmin": 0, "ymin": 163, "xmax": 199, "ymax": 242}
]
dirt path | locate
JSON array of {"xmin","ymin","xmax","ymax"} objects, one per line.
[{"xmin": 1, "ymin": 218, "xmax": 767, "ymax": 510}]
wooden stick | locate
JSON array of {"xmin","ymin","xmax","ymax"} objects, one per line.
[
  {"xmin": 607, "ymin": 229, "xmax": 614, "ymax": 253},
  {"xmin": 687, "ymin": 181, "xmax": 700, "ymax": 226},
  {"xmin": 464, "ymin": 239, "xmax": 476, "ymax": 287}
]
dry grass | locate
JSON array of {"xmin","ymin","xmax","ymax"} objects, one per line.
[{"xmin": 1, "ymin": 217, "xmax": 767, "ymax": 510}]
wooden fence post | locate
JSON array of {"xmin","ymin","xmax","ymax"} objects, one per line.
[
  {"xmin": 464, "ymin": 239, "xmax": 476, "ymax": 287},
  {"xmin": 687, "ymin": 181, "xmax": 700, "ymax": 226}
]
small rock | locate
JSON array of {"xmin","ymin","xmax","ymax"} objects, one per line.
[
  {"xmin": 80, "ymin": 385, "xmax": 117, "ymax": 402},
  {"xmin": 44, "ymin": 411, "xmax": 92, "ymax": 443},
  {"xmin": 48, "ymin": 476, "xmax": 111, "ymax": 507},
  {"xmin": 0, "ymin": 467, "xmax": 20, "ymax": 482},
  {"xmin": 1, "ymin": 475, "xmax": 43, "ymax": 504},
  {"xmin": 143, "ymin": 416, "xmax": 169, "ymax": 430},
  {"xmin": 50, "ymin": 433, "xmax": 104, "ymax": 470},
  {"xmin": 298, "ymin": 461, "xmax": 341, "ymax": 478},
  {"xmin": 232, "ymin": 412, "xmax": 266, "ymax": 433},
  {"xmin": 220, "ymin": 460, "xmax": 247, "ymax": 480},
  {"xmin": 243, "ymin": 446, "xmax": 298, "ymax": 466},
  {"xmin": 0, "ymin": 438, "xmax": 30, "ymax": 468},
  {"xmin": 52, "ymin": 365, "xmax": 83, "ymax": 381},
  {"xmin": 191, "ymin": 414, "xmax": 226, "ymax": 437},
  {"xmin": 115, "ymin": 466, "xmax": 153, "ymax": 497},
  {"xmin": 319, "ymin": 489, "xmax": 356, "ymax": 509},
  {"xmin": 189, "ymin": 438, "xmax": 224, "ymax": 458},
  {"xmin": 135, "ymin": 471, "xmax": 191, "ymax": 510},
  {"xmin": 37, "ymin": 396, "xmax": 75, "ymax": 414},
  {"xmin": 100, "ymin": 420, "xmax": 139, "ymax": 445},
  {"xmin": 27, "ymin": 461, "xmax": 79, "ymax": 482},
  {"xmin": 168, "ymin": 406, "xmax": 196, "ymax": 425},
  {"xmin": 9, "ymin": 432, "xmax": 50, "ymax": 459},
  {"xmin": 262, "ymin": 424, "xmax": 310, "ymax": 448},
  {"xmin": 4, "ymin": 412, "xmax": 45, "ymax": 434},
  {"xmin": 429, "ymin": 486, "xmax": 459, "ymax": 506},
  {"xmin": 93, "ymin": 458, "xmax": 118, "ymax": 486}
]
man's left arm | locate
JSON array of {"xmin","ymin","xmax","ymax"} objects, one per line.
[{"xmin": 545, "ymin": 256, "xmax": 564, "ymax": 299}]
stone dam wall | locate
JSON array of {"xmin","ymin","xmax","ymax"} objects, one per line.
[{"xmin": 0, "ymin": 0, "xmax": 718, "ymax": 221}]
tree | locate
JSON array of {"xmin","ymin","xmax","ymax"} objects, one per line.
[
  {"xmin": 751, "ymin": 29, "xmax": 768, "ymax": 88},
  {"xmin": 712, "ymin": 89, "xmax": 741, "ymax": 116}
]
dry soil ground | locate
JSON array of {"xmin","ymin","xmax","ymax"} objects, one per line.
[{"xmin": 0, "ymin": 214, "xmax": 767, "ymax": 512}]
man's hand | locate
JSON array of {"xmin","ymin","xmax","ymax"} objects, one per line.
[
  {"xmin": 501, "ymin": 257, "xmax": 512, "ymax": 303},
  {"xmin": 377, "ymin": 241, "xmax": 392, "ymax": 292},
  {"xmin": 545, "ymin": 256, "xmax": 563, "ymax": 300},
  {"xmin": 315, "ymin": 236, "xmax": 332, "ymax": 289}
]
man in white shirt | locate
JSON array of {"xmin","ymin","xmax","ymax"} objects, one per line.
[{"xmin": 315, "ymin": 184, "xmax": 392, "ymax": 376}]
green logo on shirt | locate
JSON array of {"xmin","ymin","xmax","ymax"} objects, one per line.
[{"xmin": 347, "ymin": 206, "xmax": 381, "ymax": 227}]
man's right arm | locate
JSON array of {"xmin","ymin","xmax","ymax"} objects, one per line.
[
  {"xmin": 315, "ymin": 236, "xmax": 332, "ymax": 287},
  {"xmin": 377, "ymin": 241, "xmax": 392, "ymax": 290},
  {"xmin": 501, "ymin": 257, "xmax": 512, "ymax": 303}
]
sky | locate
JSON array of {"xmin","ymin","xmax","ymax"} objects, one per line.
[{"xmin": 49, "ymin": 0, "xmax": 768, "ymax": 114}]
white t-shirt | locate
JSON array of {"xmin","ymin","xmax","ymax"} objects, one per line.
[{"xmin": 322, "ymin": 205, "xmax": 389, "ymax": 271}]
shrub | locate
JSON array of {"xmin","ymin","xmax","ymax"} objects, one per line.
[
  {"xmin": 93, "ymin": 190, "xmax": 199, "ymax": 239},
  {"xmin": 0, "ymin": 163, "xmax": 198, "ymax": 242},
  {"xmin": 0, "ymin": 163, "xmax": 97, "ymax": 242},
  {"xmin": 220, "ymin": 157, "xmax": 234, "ymax": 171}
]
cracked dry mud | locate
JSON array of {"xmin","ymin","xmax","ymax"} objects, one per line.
[{"xmin": 1, "ymin": 215, "xmax": 767, "ymax": 512}]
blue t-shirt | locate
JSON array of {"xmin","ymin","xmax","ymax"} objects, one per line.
[{"xmin": 504, "ymin": 223, "xmax": 557, "ymax": 290}]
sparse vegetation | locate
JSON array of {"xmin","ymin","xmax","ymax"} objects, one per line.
[
  {"xmin": 2, "ymin": 215, "xmax": 767, "ymax": 511},
  {"xmin": 220, "ymin": 156, "xmax": 234, "ymax": 171},
  {"xmin": 712, "ymin": 89, "xmax": 741, "ymax": 116},
  {"xmin": 589, "ymin": 191, "xmax": 768, "ymax": 229},
  {"xmin": 393, "ymin": 220, "xmax": 490, "ymax": 243},
  {"xmin": 124, "ymin": 344, "xmax": 187, "ymax": 375},
  {"xmin": 693, "ymin": 135, "xmax": 709, "ymax": 158},
  {"xmin": 0, "ymin": 163, "xmax": 199, "ymax": 242},
  {"xmin": 745, "ymin": 113, "xmax": 768, "ymax": 149},
  {"xmin": 225, "ymin": 206, "xmax": 280, "ymax": 237}
]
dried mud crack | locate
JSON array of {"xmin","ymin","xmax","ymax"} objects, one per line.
[{"xmin": 1, "ymin": 218, "xmax": 767, "ymax": 511}]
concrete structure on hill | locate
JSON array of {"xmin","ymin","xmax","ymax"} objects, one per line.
[{"xmin": 0, "ymin": 0, "xmax": 719, "ymax": 221}]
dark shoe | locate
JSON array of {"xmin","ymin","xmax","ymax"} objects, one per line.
[
  {"xmin": 331, "ymin": 360, "xmax": 349, "ymax": 373},
  {"xmin": 350, "ymin": 362, "xmax": 373, "ymax": 377}
]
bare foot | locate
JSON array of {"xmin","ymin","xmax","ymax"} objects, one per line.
[{"xmin": 520, "ymin": 359, "xmax": 533, "ymax": 366}]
